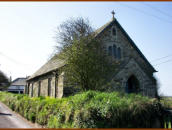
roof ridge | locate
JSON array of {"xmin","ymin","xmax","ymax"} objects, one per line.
[
  {"xmin": 94, "ymin": 19, "xmax": 114, "ymax": 37},
  {"xmin": 27, "ymin": 54, "xmax": 65, "ymax": 81}
]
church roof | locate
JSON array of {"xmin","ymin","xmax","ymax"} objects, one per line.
[
  {"xmin": 94, "ymin": 20, "xmax": 113, "ymax": 37},
  {"xmin": 27, "ymin": 55, "xmax": 65, "ymax": 81},
  {"xmin": 28, "ymin": 17, "xmax": 156, "ymax": 81}
]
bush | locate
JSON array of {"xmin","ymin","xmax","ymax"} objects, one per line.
[
  {"xmin": 160, "ymin": 97, "xmax": 172, "ymax": 109},
  {"xmin": 0, "ymin": 91, "xmax": 163, "ymax": 128}
]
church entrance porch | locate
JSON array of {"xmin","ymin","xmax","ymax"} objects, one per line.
[{"xmin": 126, "ymin": 75, "xmax": 140, "ymax": 94}]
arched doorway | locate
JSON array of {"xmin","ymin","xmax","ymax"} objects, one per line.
[{"xmin": 126, "ymin": 75, "xmax": 140, "ymax": 93}]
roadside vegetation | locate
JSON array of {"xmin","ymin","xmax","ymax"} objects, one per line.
[
  {"xmin": 0, "ymin": 91, "xmax": 163, "ymax": 128},
  {"xmin": 160, "ymin": 97, "xmax": 172, "ymax": 109},
  {"xmin": 0, "ymin": 70, "xmax": 10, "ymax": 91},
  {"xmin": 160, "ymin": 97, "xmax": 172, "ymax": 128}
]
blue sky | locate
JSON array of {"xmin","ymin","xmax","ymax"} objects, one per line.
[{"xmin": 0, "ymin": 2, "xmax": 171, "ymax": 96}]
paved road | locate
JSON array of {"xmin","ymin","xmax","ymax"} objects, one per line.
[{"xmin": 0, "ymin": 101, "xmax": 35, "ymax": 128}]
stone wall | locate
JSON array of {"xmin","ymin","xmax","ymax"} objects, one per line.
[
  {"xmin": 98, "ymin": 21, "xmax": 157, "ymax": 97},
  {"xmin": 40, "ymin": 78, "xmax": 48, "ymax": 96},
  {"xmin": 57, "ymin": 72, "xmax": 64, "ymax": 98},
  {"xmin": 33, "ymin": 82, "xmax": 38, "ymax": 97},
  {"xmin": 27, "ymin": 71, "xmax": 66, "ymax": 98}
]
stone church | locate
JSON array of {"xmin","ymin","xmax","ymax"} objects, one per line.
[{"xmin": 26, "ymin": 12, "xmax": 157, "ymax": 98}]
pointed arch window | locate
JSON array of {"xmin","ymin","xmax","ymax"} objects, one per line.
[
  {"xmin": 117, "ymin": 47, "xmax": 121, "ymax": 59},
  {"xmin": 113, "ymin": 44, "xmax": 116, "ymax": 58},
  {"xmin": 112, "ymin": 27, "xmax": 116, "ymax": 36},
  {"xmin": 108, "ymin": 46, "xmax": 112, "ymax": 56}
]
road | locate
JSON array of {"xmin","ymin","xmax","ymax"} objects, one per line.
[{"xmin": 0, "ymin": 101, "xmax": 37, "ymax": 128}]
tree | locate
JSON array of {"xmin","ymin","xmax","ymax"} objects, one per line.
[
  {"xmin": 56, "ymin": 17, "xmax": 117, "ymax": 91},
  {"xmin": 56, "ymin": 17, "xmax": 93, "ymax": 52},
  {"xmin": 0, "ymin": 70, "xmax": 10, "ymax": 91}
]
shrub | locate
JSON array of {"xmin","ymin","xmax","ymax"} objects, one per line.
[
  {"xmin": 0, "ymin": 91, "xmax": 163, "ymax": 128},
  {"xmin": 160, "ymin": 97, "xmax": 172, "ymax": 109}
]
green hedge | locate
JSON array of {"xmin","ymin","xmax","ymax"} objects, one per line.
[
  {"xmin": 0, "ymin": 91, "xmax": 163, "ymax": 128},
  {"xmin": 160, "ymin": 97, "xmax": 172, "ymax": 109}
]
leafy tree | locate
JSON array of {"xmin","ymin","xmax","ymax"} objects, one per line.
[
  {"xmin": 0, "ymin": 70, "xmax": 10, "ymax": 91},
  {"xmin": 56, "ymin": 17, "xmax": 117, "ymax": 91}
]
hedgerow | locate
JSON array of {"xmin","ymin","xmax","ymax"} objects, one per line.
[
  {"xmin": 0, "ymin": 91, "xmax": 163, "ymax": 128},
  {"xmin": 160, "ymin": 97, "xmax": 172, "ymax": 109}
]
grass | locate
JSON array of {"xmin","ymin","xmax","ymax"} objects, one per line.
[
  {"xmin": 164, "ymin": 121, "xmax": 171, "ymax": 128},
  {"xmin": 160, "ymin": 97, "xmax": 172, "ymax": 129},
  {"xmin": 0, "ymin": 91, "xmax": 163, "ymax": 128}
]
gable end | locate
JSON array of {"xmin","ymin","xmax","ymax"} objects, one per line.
[{"xmin": 95, "ymin": 19, "xmax": 157, "ymax": 73}]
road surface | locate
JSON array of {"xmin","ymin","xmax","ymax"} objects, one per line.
[{"xmin": 0, "ymin": 101, "xmax": 38, "ymax": 128}]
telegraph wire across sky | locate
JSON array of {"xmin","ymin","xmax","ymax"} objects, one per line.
[
  {"xmin": 142, "ymin": 3, "xmax": 172, "ymax": 19},
  {"xmin": 151, "ymin": 54, "xmax": 172, "ymax": 62},
  {"xmin": 0, "ymin": 51, "xmax": 32, "ymax": 69},
  {"xmin": 1, "ymin": 50, "xmax": 172, "ymax": 68},
  {"xmin": 0, "ymin": 52, "xmax": 22, "ymax": 65},
  {"xmin": 119, "ymin": 3, "xmax": 172, "ymax": 24},
  {"xmin": 153, "ymin": 59, "xmax": 172, "ymax": 67}
]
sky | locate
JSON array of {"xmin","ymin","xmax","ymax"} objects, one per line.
[{"xmin": 0, "ymin": 2, "xmax": 172, "ymax": 96}]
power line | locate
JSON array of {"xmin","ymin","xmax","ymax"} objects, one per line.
[
  {"xmin": 153, "ymin": 58, "xmax": 172, "ymax": 66},
  {"xmin": 118, "ymin": 3, "xmax": 172, "ymax": 66},
  {"xmin": 151, "ymin": 54, "xmax": 172, "ymax": 62},
  {"xmin": 0, "ymin": 51, "xmax": 31, "ymax": 69},
  {"xmin": 119, "ymin": 3, "xmax": 172, "ymax": 24},
  {"xmin": 0, "ymin": 52, "xmax": 21, "ymax": 65},
  {"xmin": 142, "ymin": 3, "xmax": 172, "ymax": 19}
]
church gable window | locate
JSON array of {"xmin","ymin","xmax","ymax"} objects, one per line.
[
  {"xmin": 113, "ymin": 44, "xmax": 116, "ymax": 58},
  {"xmin": 108, "ymin": 46, "xmax": 112, "ymax": 56},
  {"xmin": 117, "ymin": 47, "xmax": 121, "ymax": 59},
  {"xmin": 107, "ymin": 44, "xmax": 122, "ymax": 60},
  {"xmin": 112, "ymin": 27, "xmax": 117, "ymax": 36}
]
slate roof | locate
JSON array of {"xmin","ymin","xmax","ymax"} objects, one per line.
[
  {"xmin": 94, "ymin": 19, "xmax": 113, "ymax": 37},
  {"xmin": 28, "ymin": 17, "xmax": 156, "ymax": 81},
  {"xmin": 12, "ymin": 78, "xmax": 26, "ymax": 86},
  {"xmin": 27, "ymin": 55, "xmax": 65, "ymax": 80}
]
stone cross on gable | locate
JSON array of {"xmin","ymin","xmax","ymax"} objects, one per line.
[{"xmin": 111, "ymin": 10, "xmax": 115, "ymax": 20}]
